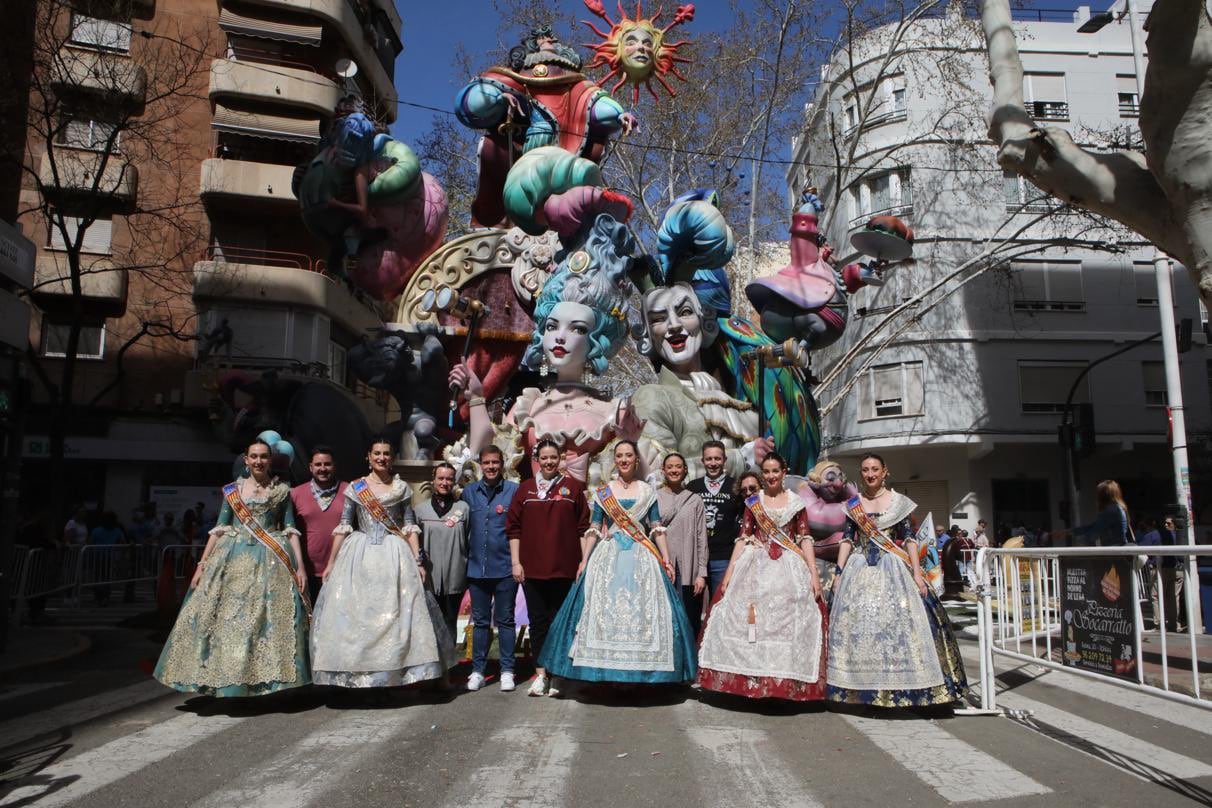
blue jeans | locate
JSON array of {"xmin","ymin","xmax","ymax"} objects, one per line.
[
  {"xmin": 468, "ymin": 576, "xmax": 518, "ymax": 674},
  {"xmin": 707, "ymin": 559, "xmax": 730, "ymax": 599}
]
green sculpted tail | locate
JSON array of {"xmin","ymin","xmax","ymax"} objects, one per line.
[{"xmin": 502, "ymin": 146, "xmax": 603, "ymax": 235}]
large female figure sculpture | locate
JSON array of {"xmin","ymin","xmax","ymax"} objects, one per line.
[{"xmin": 448, "ymin": 214, "xmax": 643, "ymax": 483}]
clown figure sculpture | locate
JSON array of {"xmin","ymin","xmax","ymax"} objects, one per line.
[{"xmin": 632, "ymin": 282, "xmax": 767, "ymax": 479}]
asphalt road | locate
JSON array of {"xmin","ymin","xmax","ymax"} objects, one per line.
[{"xmin": 1, "ymin": 613, "xmax": 1211, "ymax": 808}]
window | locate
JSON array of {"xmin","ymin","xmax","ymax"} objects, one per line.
[
  {"xmin": 58, "ymin": 118, "xmax": 120, "ymax": 152},
  {"xmin": 859, "ymin": 361, "xmax": 924, "ymax": 419},
  {"xmin": 328, "ymin": 340, "xmax": 347, "ymax": 385},
  {"xmin": 1142, "ymin": 361, "xmax": 1168, "ymax": 407},
  {"xmin": 41, "ymin": 322, "xmax": 105, "ymax": 359},
  {"xmin": 47, "ymin": 215, "xmax": 113, "ymax": 254},
  {"xmin": 1018, "ymin": 361, "xmax": 1088, "ymax": 413},
  {"xmin": 1024, "ymin": 72, "xmax": 1068, "ymax": 120},
  {"xmin": 1133, "ymin": 262, "xmax": 1173, "ymax": 306},
  {"xmin": 849, "ymin": 168, "xmax": 912, "ymax": 224},
  {"xmin": 1117, "ymin": 74, "xmax": 1140, "ymax": 117},
  {"xmin": 69, "ymin": 13, "xmax": 132, "ymax": 53},
  {"xmin": 844, "ymin": 102, "xmax": 859, "ymax": 132},
  {"xmin": 891, "ymin": 86, "xmax": 907, "ymax": 114},
  {"xmin": 1011, "ymin": 260, "xmax": 1084, "ymax": 312},
  {"xmin": 1002, "ymin": 171, "xmax": 1055, "ymax": 212}
]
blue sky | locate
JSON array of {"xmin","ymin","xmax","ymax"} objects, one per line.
[{"xmin": 388, "ymin": 1, "xmax": 742, "ymax": 145}]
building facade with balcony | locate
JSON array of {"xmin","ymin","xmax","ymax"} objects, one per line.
[
  {"xmin": 14, "ymin": 0, "xmax": 402, "ymax": 520},
  {"xmin": 785, "ymin": 4, "xmax": 1212, "ymax": 538}
]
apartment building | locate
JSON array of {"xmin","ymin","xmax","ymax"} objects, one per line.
[
  {"xmin": 11, "ymin": 0, "xmax": 401, "ymax": 518},
  {"xmin": 785, "ymin": 4, "xmax": 1211, "ymax": 537}
]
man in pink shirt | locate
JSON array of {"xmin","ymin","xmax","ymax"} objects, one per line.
[{"xmin": 289, "ymin": 445, "xmax": 349, "ymax": 601}]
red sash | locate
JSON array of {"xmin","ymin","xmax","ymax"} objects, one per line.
[
  {"xmin": 351, "ymin": 479, "xmax": 415, "ymax": 544},
  {"xmin": 845, "ymin": 495, "xmax": 915, "ymax": 569},
  {"xmin": 222, "ymin": 483, "xmax": 311, "ymax": 613},
  {"xmin": 744, "ymin": 494, "xmax": 805, "ymax": 559},
  {"xmin": 594, "ymin": 485, "xmax": 669, "ymax": 574}
]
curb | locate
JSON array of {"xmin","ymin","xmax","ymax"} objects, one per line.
[{"xmin": 0, "ymin": 631, "xmax": 94, "ymax": 677}]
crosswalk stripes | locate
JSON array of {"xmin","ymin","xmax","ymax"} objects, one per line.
[
  {"xmin": 996, "ymin": 692, "xmax": 1212, "ymax": 780},
  {"xmin": 437, "ymin": 697, "xmax": 577, "ymax": 808},
  {"xmin": 1, "ymin": 667, "xmax": 1210, "ymax": 806},
  {"xmin": 188, "ymin": 708, "xmax": 430, "ymax": 808},
  {"xmin": 0, "ymin": 712, "xmax": 247, "ymax": 808},
  {"xmin": 840, "ymin": 715, "xmax": 1052, "ymax": 803},
  {"xmin": 0, "ymin": 680, "xmax": 168, "ymax": 749},
  {"xmin": 681, "ymin": 721, "xmax": 825, "ymax": 808}
]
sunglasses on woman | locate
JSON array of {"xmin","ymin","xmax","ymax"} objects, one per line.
[{"xmin": 741, "ymin": 485, "xmax": 760, "ymax": 495}]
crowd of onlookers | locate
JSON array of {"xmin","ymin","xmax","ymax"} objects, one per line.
[{"xmin": 18, "ymin": 502, "xmax": 215, "ymax": 555}]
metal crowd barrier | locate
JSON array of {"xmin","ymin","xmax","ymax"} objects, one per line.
[
  {"xmin": 972, "ymin": 546, "xmax": 1210, "ymax": 714},
  {"xmin": 8, "ymin": 544, "xmax": 206, "ymax": 626}
]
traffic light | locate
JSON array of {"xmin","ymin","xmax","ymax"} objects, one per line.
[{"xmin": 1071, "ymin": 403, "xmax": 1096, "ymax": 458}]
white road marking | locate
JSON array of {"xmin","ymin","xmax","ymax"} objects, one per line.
[
  {"xmin": 188, "ymin": 708, "xmax": 425, "ymax": 808},
  {"xmin": 963, "ymin": 650, "xmax": 1212, "ymax": 738},
  {"xmin": 684, "ymin": 724, "xmax": 825, "ymax": 807},
  {"xmin": 0, "ymin": 680, "xmax": 169, "ymax": 748},
  {"xmin": 440, "ymin": 701, "xmax": 575, "ymax": 808},
  {"xmin": 1000, "ymin": 692, "xmax": 1212, "ymax": 780},
  {"xmin": 0, "ymin": 712, "xmax": 246, "ymax": 807},
  {"xmin": 843, "ymin": 715, "xmax": 1051, "ymax": 803},
  {"xmin": 0, "ymin": 682, "xmax": 65, "ymax": 705}
]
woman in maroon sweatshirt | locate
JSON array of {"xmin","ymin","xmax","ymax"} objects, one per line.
[{"xmin": 507, "ymin": 439, "xmax": 590, "ymax": 697}]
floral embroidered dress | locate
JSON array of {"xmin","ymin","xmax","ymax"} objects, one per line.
[
  {"xmin": 496, "ymin": 387, "xmax": 619, "ymax": 484},
  {"xmin": 698, "ymin": 493, "xmax": 828, "ymax": 701},
  {"xmin": 539, "ymin": 481, "xmax": 697, "ymax": 683},
  {"xmin": 310, "ymin": 476, "xmax": 455, "ymax": 687},
  {"xmin": 155, "ymin": 480, "xmax": 310, "ymax": 697},
  {"xmin": 826, "ymin": 491, "xmax": 967, "ymax": 707}
]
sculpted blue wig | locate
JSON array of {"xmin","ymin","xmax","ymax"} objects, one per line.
[{"xmin": 522, "ymin": 214, "xmax": 636, "ymax": 376}]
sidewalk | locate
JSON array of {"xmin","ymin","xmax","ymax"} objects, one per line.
[
  {"xmin": 0, "ymin": 627, "xmax": 92, "ymax": 675},
  {"xmin": 1139, "ymin": 631, "xmax": 1212, "ymax": 698}
]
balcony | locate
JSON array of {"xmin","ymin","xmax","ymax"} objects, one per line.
[
  {"xmin": 193, "ymin": 246, "xmax": 382, "ymax": 337},
  {"xmin": 199, "ymin": 158, "xmax": 298, "ymax": 204},
  {"xmin": 39, "ymin": 150, "xmax": 138, "ymax": 201},
  {"xmin": 31, "ymin": 253, "xmax": 128, "ymax": 317},
  {"xmin": 1029, "ymin": 100, "xmax": 1069, "ymax": 121},
  {"xmin": 51, "ymin": 48, "xmax": 147, "ymax": 103},
  {"xmin": 209, "ymin": 58, "xmax": 340, "ymax": 116},
  {"xmin": 1118, "ymin": 98, "xmax": 1140, "ymax": 118},
  {"xmin": 236, "ymin": 0, "xmax": 397, "ymax": 119}
]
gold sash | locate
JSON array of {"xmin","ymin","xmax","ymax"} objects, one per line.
[
  {"xmin": 744, "ymin": 494, "xmax": 805, "ymax": 559},
  {"xmin": 222, "ymin": 482, "xmax": 311, "ymax": 614}
]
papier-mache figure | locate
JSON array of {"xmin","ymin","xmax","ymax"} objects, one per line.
[
  {"xmin": 787, "ymin": 459, "xmax": 859, "ymax": 562},
  {"xmin": 455, "ymin": 24, "xmax": 638, "ymax": 228}
]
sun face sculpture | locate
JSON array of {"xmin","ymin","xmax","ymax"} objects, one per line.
[{"xmin": 582, "ymin": 1, "xmax": 695, "ymax": 103}]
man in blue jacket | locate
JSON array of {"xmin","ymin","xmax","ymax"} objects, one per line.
[{"xmin": 460, "ymin": 445, "xmax": 520, "ymax": 692}]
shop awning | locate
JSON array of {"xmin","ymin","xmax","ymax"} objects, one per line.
[
  {"xmin": 212, "ymin": 104, "xmax": 321, "ymax": 143},
  {"xmin": 218, "ymin": 7, "xmax": 322, "ymax": 46}
]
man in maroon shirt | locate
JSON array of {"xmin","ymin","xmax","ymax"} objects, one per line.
[
  {"xmin": 289, "ymin": 445, "xmax": 349, "ymax": 601},
  {"xmin": 506, "ymin": 439, "xmax": 591, "ymax": 696}
]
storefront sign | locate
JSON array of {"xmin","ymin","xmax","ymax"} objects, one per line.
[{"xmin": 1060, "ymin": 556, "xmax": 1138, "ymax": 680}]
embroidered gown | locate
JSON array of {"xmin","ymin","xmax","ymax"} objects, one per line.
[
  {"xmin": 539, "ymin": 481, "xmax": 697, "ymax": 683},
  {"xmin": 310, "ymin": 477, "xmax": 455, "ymax": 687},
  {"xmin": 155, "ymin": 481, "xmax": 310, "ymax": 697},
  {"xmin": 698, "ymin": 494, "xmax": 828, "ymax": 701},
  {"xmin": 826, "ymin": 492, "xmax": 967, "ymax": 707}
]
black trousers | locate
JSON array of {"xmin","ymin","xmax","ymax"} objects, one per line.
[
  {"xmin": 681, "ymin": 584, "xmax": 704, "ymax": 639},
  {"xmin": 522, "ymin": 578, "xmax": 573, "ymax": 666}
]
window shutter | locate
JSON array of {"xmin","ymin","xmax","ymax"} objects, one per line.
[
  {"xmin": 897, "ymin": 480, "xmax": 950, "ymax": 531},
  {"xmin": 1025, "ymin": 73, "xmax": 1066, "ymax": 101},
  {"xmin": 903, "ymin": 361, "xmax": 924, "ymax": 415},
  {"xmin": 1046, "ymin": 262, "xmax": 1083, "ymax": 302},
  {"xmin": 1012, "ymin": 263, "xmax": 1047, "ymax": 301},
  {"xmin": 1116, "ymin": 75, "xmax": 1138, "ymax": 97},
  {"xmin": 1003, "ymin": 171, "xmax": 1022, "ymax": 205},
  {"xmin": 1019, "ymin": 362, "xmax": 1088, "ymax": 410}
]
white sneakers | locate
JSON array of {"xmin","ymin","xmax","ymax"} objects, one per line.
[
  {"xmin": 527, "ymin": 673, "xmax": 549, "ymax": 697},
  {"xmin": 468, "ymin": 671, "xmax": 518, "ymax": 692}
]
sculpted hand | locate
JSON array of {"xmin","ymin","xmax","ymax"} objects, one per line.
[
  {"xmin": 620, "ymin": 113, "xmax": 638, "ymax": 135},
  {"xmin": 503, "ymin": 92, "xmax": 526, "ymax": 119},
  {"xmin": 820, "ymin": 244, "xmax": 835, "ymax": 265},
  {"xmin": 614, "ymin": 399, "xmax": 645, "ymax": 442},
  {"xmin": 448, "ymin": 363, "xmax": 483, "ymax": 400},
  {"xmin": 753, "ymin": 437, "xmax": 775, "ymax": 466}
]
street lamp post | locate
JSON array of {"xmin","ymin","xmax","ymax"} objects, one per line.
[{"xmin": 1078, "ymin": 3, "xmax": 1200, "ymax": 633}]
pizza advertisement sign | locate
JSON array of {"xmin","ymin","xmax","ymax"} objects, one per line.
[{"xmin": 1059, "ymin": 557, "xmax": 1138, "ymax": 680}]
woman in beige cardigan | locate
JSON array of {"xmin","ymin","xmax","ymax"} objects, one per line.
[{"xmin": 656, "ymin": 453, "xmax": 708, "ymax": 637}]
